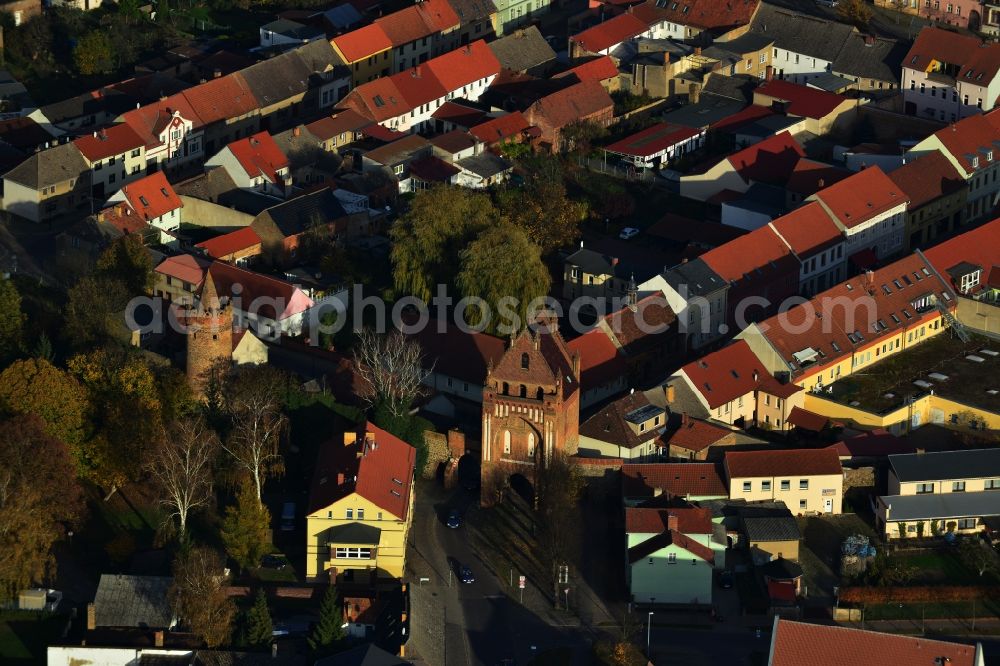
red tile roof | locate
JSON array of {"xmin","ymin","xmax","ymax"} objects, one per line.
[
  {"xmin": 566, "ymin": 328, "xmax": 628, "ymax": 390},
  {"xmin": 889, "ymin": 151, "xmax": 965, "ymax": 209},
  {"xmin": 605, "ymin": 122, "xmax": 701, "ymax": 158},
  {"xmin": 622, "ymin": 462, "xmax": 727, "ymax": 498},
  {"xmin": 195, "ymin": 226, "xmax": 262, "ymax": 259},
  {"xmin": 725, "ymin": 131, "xmax": 805, "ymax": 185},
  {"xmin": 100, "ymin": 202, "xmax": 151, "ymax": 236},
  {"xmin": 811, "ymin": 165, "xmax": 907, "ymax": 230},
  {"xmin": 754, "ymin": 252, "xmax": 954, "ymax": 380},
  {"xmin": 308, "ymin": 422, "xmax": 416, "ymax": 520},
  {"xmin": 680, "ymin": 340, "xmax": 790, "ymax": 409},
  {"xmin": 306, "ymin": 109, "xmax": 372, "ymax": 140},
  {"xmin": 663, "ymin": 418, "xmax": 735, "ymax": 453},
  {"xmin": 825, "ymin": 428, "xmax": 911, "ymax": 458},
  {"xmin": 121, "ymin": 95, "xmax": 202, "ymax": 148},
  {"xmin": 344, "ymin": 76, "xmax": 410, "ymax": 123},
  {"xmin": 424, "ymin": 40, "xmax": 500, "ymax": 92},
  {"xmin": 181, "ymin": 73, "xmax": 258, "ymax": 126},
  {"xmin": 924, "ymin": 216, "xmax": 1000, "ymax": 294},
  {"xmin": 332, "ymin": 23, "xmax": 393, "ymax": 62},
  {"xmin": 528, "ymin": 79, "xmax": 614, "ymax": 130},
  {"xmin": 571, "ymin": 13, "xmax": 649, "ymax": 54},
  {"xmin": 755, "ymin": 80, "xmax": 850, "ymax": 120},
  {"xmin": 931, "ymin": 112, "xmax": 1000, "ymax": 175},
  {"xmin": 699, "ymin": 224, "xmax": 797, "ymax": 283},
  {"xmin": 553, "ymin": 55, "xmax": 619, "ymax": 83},
  {"xmin": 119, "ymin": 171, "xmax": 182, "ymax": 221},
  {"xmin": 630, "ymin": 0, "xmax": 759, "ymax": 31},
  {"xmin": 73, "ymin": 124, "xmax": 146, "ymax": 162},
  {"xmin": 208, "ymin": 261, "xmax": 313, "ymax": 320},
  {"xmin": 409, "ymin": 155, "xmax": 460, "ymax": 182},
  {"xmin": 431, "ymin": 101, "xmax": 489, "ymax": 128},
  {"xmin": 770, "ymin": 618, "xmax": 979, "ymax": 666},
  {"xmin": 375, "ymin": 0, "xmax": 459, "ymax": 45},
  {"xmin": 625, "ymin": 507, "xmax": 713, "ymax": 534},
  {"xmin": 225, "ymin": 131, "xmax": 289, "ymax": 184},
  {"xmin": 905, "ymin": 26, "xmax": 1000, "ymax": 89},
  {"xmin": 784, "ymin": 158, "xmax": 850, "ymax": 197},
  {"xmin": 769, "ymin": 201, "xmax": 842, "ymax": 257},
  {"xmin": 408, "ymin": 320, "xmax": 507, "ymax": 384},
  {"xmin": 710, "ymin": 104, "xmax": 776, "ymax": 133},
  {"xmin": 725, "ymin": 448, "xmax": 842, "ymax": 479},
  {"xmin": 786, "ymin": 406, "xmax": 829, "ymax": 431},
  {"xmin": 579, "ymin": 391, "xmax": 664, "ymax": 450},
  {"xmin": 469, "ymin": 111, "xmax": 531, "ymax": 144},
  {"xmin": 627, "ymin": 529, "xmax": 715, "ymax": 563},
  {"xmin": 155, "ymin": 253, "xmax": 210, "ymax": 286}
]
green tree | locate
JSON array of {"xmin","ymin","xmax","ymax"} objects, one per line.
[
  {"xmin": 837, "ymin": 0, "xmax": 872, "ymax": 28},
  {"xmin": 117, "ymin": 0, "xmax": 142, "ymax": 23},
  {"xmin": 64, "ymin": 275, "xmax": 129, "ymax": 349},
  {"xmin": 96, "ymin": 234, "xmax": 153, "ymax": 296},
  {"xmin": 455, "ymin": 225, "xmax": 551, "ymax": 335},
  {"xmin": 221, "ymin": 482, "xmax": 272, "ymax": 572},
  {"xmin": 560, "ymin": 119, "xmax": 607, "ymax": 155},
  {"xmin": 390, "ymin": 186, "xmax": 498, "ymax": 301},
  {"xmin": 959, "ymin": 537, "xmax": 998, "ymax": 578},
  {"xmin": 73, "ymin": 30, "xmax": 115, "ymax": 75},
  {"xmin": 495, "ymin": 177, "xmax": 587, "ymax": 254},
  {"xmin": 0, "ymin": 277, "xmax": 24, "ymax": 361},
  {"xmin": 170, "ymin": 546, "xmax": 235, "ymax": 648},
  {"xmin": 308, "ymin": 584, "xmax": 346, "ymax": 655},
  {"xmin": 245, "ymin": 589, "xmax": 273, "ymax": 649},
  {"xmin": 0, "ymin": 358, "xmax": 88, "ymax": 451},
  {"xmin": 33, "ymin": 332, "xmax": 53, "ymax": 362},
  {"xmin": 0, "ymin": 415, "xmax": 84, "ymax": 602}
]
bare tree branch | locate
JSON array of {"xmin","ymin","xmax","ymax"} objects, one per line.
[
  {"xmin": 352, "ymin": 328, "xmax": 433, "ymax": 418},
  {"xmin": 146, "ymin": 417, "xmax": 218, "ymax": 538},
  {"xmin": 222, "ymin": 366, "xmax": 287, "ymax": 502}
]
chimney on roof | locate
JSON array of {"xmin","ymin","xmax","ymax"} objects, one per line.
[
  {"xmin": 337, "ymin": 472, "xmax": 345, "ymax": 485},
  {"xmin": 667, "ymin": 513, "xmax": 679, "ymax": 531},
  {"xmin": 214, "ymin": 68, "xmax": 222, "ymax": 79},
  {"xmin": 86, "ymin": 603, "xmax": 96, "ymax": 631},
  {"xmin": 689, "ymin": 82, "xmax": 701, "ymax": 104},
  {"xmin": 663, "ymin": 52, "xmax": 670, "ymax": 65},
  {"xmin": 694, "ymin": 46, "xmax": 702, "ymax": 56},
  {"xmin": 753, "ymin": 369, "xmax": 759, "ymax": 382},
  {"xmin": 344, "ymin": 432, "xmax": 358, "ymax": 446},
  {"xmin": 411, "ymin": 67, "xmax": 420, "ymax": 78},
  {"xmin": 665, "ymin": 383, "xmax": 676, "ymax": 403},
  {"xmin": 465, "ymin": 43, "xmax": 472, "ymax": 54},
  {"xmin": 611, "ymin": 256, "xmax": 619, "ymax": 267},
  {"xmin": 653, "ymin": 487, "xmax": 664, "ymax": 497},
  {"xmin": 293, "ymin": 126, "xmax": 301, "ymax": 137},
  {"xmin": 818, "ymin": 178, "xmax": 825, "ymax": 188},
  {"xmin": 532, "ymin": 330, "xmax": 540, "ymax": 351},
  {"xmin": 154, "ymin": 631, "xmax": 164, "ymax": 647},
  {"xmin": 92, "ymin": 130, "xmax": 97, "ymax": 138}
]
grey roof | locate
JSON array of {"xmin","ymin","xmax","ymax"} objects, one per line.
[
  {"xmin": 734, "ymin": 113, "xmax": 802, "ymax": 139},
  {"xmin": 314, "ymin": 644, "xmax": 411, "ymax": 666},
  {"xmin": 320, "ymin": 4, "xmax": 363, "ymax": 29},
  {"xmin": 261, "ymin": 19, "xmax": 325, "ymax": 41},
  {"xmin": 241, "ymin": 41, "xmax": 345, "ymax": 107},
  {"xmin": 881, "ymin": 491, "xmax": 1000, "ymax": 522},
  {"xmin": 742, "ymin": 515, "xmax": 800, "ymax": 542},
  {"xmin": 3, "ymin": 142, "xmax": 88, "ymax": 190},
  {"xmin": 806, "ymin": 72, "xmax": 856, "ymax": 93},
  {"xmin": 456, "ymin": 152, "xmax": 511, "ymax": 178},
  {"xmin": 323, "ymin": 521, "xmax": 382, "ymax": 545},
  {"xmin": 488, "ymin": 26, "xmax": 557, "ymax": 74},
  {"xmin": 255, "ymin": 187, "xmax": 348, "ymax": 237},
  {"xmin": 889, "ymin": 448, "xmax": 1000, "ymax": 483},
  {"xmin": 714, "ymin": 32, "xmax": 775, "ymax": 55},
  {"xmin": 273, "ymin": 126, "xmax": 340, "ymax": 172},
  {"xmin": 758, "ymin": 557, "xmax": 803, "ymax": 579},
  {"xmin": 93, "ymin": 574, "xmax": 173, "ymax": 629},
  {"xmin": 176, "ymin": 166, "xmax": 240, "ymax": 203},
  {"xmin": 748, "ymin": 4, "xmax": 856, "ymax": 63},
  {"xmin": 724, "ymin": 182, "xmax": 786, "ymax": 217},
  {"xmin": 0, "ymin": 70, "xmax": 34, "ymax": 112},
  {"xmin": 702, "ymin": 74, "xmax": 759, "ymax": 103},
  {"xmin": 832, "ymin": 33, "xmax": 907, "ymax": 84},
  {"xmin": 663, "ymin": 257, "xmax": 727, "ymax": 298},
  {"xmin": 446, "ymin": 0, "xmax": 496, "ymax": 23},
  {"xmin": 662, "ymin": 95, "xmax": 747, "ymax": 130}
]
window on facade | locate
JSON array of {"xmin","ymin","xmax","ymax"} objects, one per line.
[
  {"xmin": 357, "ymin": 509, "xmax": 365, "ymax": 519},
  {"xmin": 780, "ymin": 480, "xmax": 790, "ymax": 491},
  {"xmin": 334, "ymin": 547, "xmax": 372, "ymax": 559},
  {"xmin": 521, "ymin": 352, "xmax": 530, "ymax": 369},
  {"xmin": 986, "ymin": 479, "xmax": 1000, "ymax": 490},
  {"xmin": 762, "ymin": 481, "xmax": 772, "ymax": 492},
  {"xmin": 667, "ymin": 553, "xmax": 677, "ymax": 564},
  {"xmin": 742, "ymin": 481, "xmax": 751, "ymax": 492},
  {"xmin": 953, "ymin": 482, "xmax": 966, "ymax": 492},
  {"xmin": 799, "ymin": 479, "xmax": 809, "ymax": 490},
  {"xmin": 799, "ymin": 500, "xmax": 807, "ymax": 509},
  {"xmin": 503, "ymin": 430, "xmax": 511, "ymax": 454},
  {"xmin": 346, "ymin": 509, "xmax": 353, "ymax": 519},
  {"xmin": 958, "ymin": 518, "xmax": 977, "ymax": 530},
  {"xmin": 916, "ymin": 483, "xmax": 934, "ymax": 494}
]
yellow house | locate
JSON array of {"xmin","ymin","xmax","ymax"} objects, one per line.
[
  {"xmin": 332, "ymin": 24, "xmax": 394, "ymax": 87},
  {"xmin": 878, "ymin": 449, "xmax": 1000, "ymax": 540},
  {"xmin": 306, "ymin": 423, "xmax": 416, "ymax": 581},
  {"xmin": 725, "ymin": 448, "xmax": 844, "ymax": 515}
]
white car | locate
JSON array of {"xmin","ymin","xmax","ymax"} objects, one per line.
[{"xmin": 619, "ymin": 227, "xmax": 640, "ymax": 240}]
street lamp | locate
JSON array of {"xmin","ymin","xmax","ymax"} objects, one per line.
[{"xmin": 646, "ymin": 611, "xmax": 655, "ymax": 658}]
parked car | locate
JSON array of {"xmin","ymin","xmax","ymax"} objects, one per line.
[
  {"xmin": 718, "ymin": 570, "xmax": 734, "ymax": 589},
  {"xmin": 459, "ymin": 565, "xmax": 475, "ymax": 584},
  {"xmin": 261, "ymin": 554, "xmax": 287, "ymax": 570},
  {"xmin": 447, "ymin": 509, "xmax": 462, "ymax": 529},
  {"xmin": 281, "ymin": 502, "xmax": 296, "ymax": 531},
  {"xmin": 619, "ymin": 227, "xmax": 640, "ymax": 240}
]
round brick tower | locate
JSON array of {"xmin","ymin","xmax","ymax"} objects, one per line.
[{"xmin": 184, "ymin": 270, "xmax": 233, "ymax": 396}]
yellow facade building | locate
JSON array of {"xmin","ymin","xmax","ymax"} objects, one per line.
[{"xmin": 306, "ymin": 423, "xmax": 416, "ymax": 582}]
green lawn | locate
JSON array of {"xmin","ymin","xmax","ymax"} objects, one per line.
[
  {"xmin": 864, "ymin": 598, "xmax": 1000, "ymax": 621},
  {"xmin": 893, "ymin": 548, "xmax": 999, "ymax": 586},
  {"xmin": 0, "ymin": 611, "xmax": 66, "ymax": 664}
]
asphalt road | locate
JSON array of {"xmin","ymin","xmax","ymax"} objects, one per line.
[{"xmin": 421, "ymin": 485, "xmax": 591, "ymax": 665}]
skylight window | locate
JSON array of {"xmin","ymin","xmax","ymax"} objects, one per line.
[
  {"xmin": 161, "ymin": 188, "xmax": 169, "ymax": 197},
  {"xmin": 704, "ymin": 382, "xmax": 712, "ymax": 392},
  {"xmin": 831, "ymin": 341, "xmax": 842, "ymax": 353},
  {"xmin": 914, "ymin": 271, "xmax": 923, "ymax": 281},
  {"xmin": 902, "ymin": 309, "xmax": 912, "ymax": 319},
  {"xmin": 682, "ymin": 5, "xmax": 689, "ymax": 12},
  {"xmin": 882, "ymin": 284, "xmax": 891, "ymax": 295},
  {"xmin": 890, "ymin": 313, "xmax": 901, "ymax": 323},
  {"xmin": 139, "ymin": 196, "xmax": 150, "ymax": 206},
  {"xmin": 902, "ymin": 275, "xmax": 912, "ymax": 286},
  {"xmin": 922, "ymin": 267, "xmax": 931, "ymax": 276},
  {"xmin": 846, "ymin": 283, "xmax": 854, "ymax": 291},
  {"xmin": 893, "ymin": 279, "xmax": 903, "ymax": 289},
  {"xmin": 373, "ymin": 95, "xmax": 385, "ymax": 108},
  {"xmin": 878, "ymin": 319, "xmax": 888, "ymax": 330},
  {"xmin": 730, "ymin": 370, "xmax": 740, "ymax": 379}
]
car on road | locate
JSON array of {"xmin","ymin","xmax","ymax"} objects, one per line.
[
  {"xmin": 459, "ymin": 565, "xmax": 475, "ymax": 584},
  {"xmin": 446, "ymin": 509, "xmax": 462, "ymax": 529},
  {"xmin": 619, "ymin": 227, "xmax": 640, "ymax": 240},
  {"xmin": 718, "ymin": 570, "xmax": 733, "ymax": 589}
]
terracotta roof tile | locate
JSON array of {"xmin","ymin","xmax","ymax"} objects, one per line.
[
  {"xmin": 224, "ymin": 131, "xmax": 289, "ymax": 184},
  {"xmin": 754, "ymin": 79, "xmax": 849, "ymax": 120},
  {"xmin": 680, "ymin": 340, "xmax": 799, "ymax": 410},
  {"xmin": 622, "ymin": 462, "xmax": 727, "ymax": 498},
  {"xmin": 605, "ymin": 122, "xmax": 701, "ymax": 158},
  {"xmin": 786, "ymin": 406, "xmax": 829, "ymax": 431},
  {"xmin": 469, "ymin": 111, "xmax": 530, "ymax": 144},
  {"xmin": 784, "ymin": 158, "xmax": 850, "ymax": 196},
  {"xmin": 73, "ymin": 124, "xmax": 146, "ymax": 162},
  {"xmin": 306, "ymin": 109, "xmax": 372, "ymax": 140},
  {"xmin": 423, "ymin": 40, "xmax": 500, "ymax": 92},
  {"xmin": 627, "ymin": 529, "xmax": 715, "ymax": 563},
  {"xmin": 626, "ymin": 507, "xmax": 713, "ymax": 534},
  {"xmin": 724, "ymin": 447, "xmax": 842, "ymax": 479},
  {"xmin": 527, "ymin": 79, "xmax": 614, "ymax": 130},
  {"xmin": 770, "ymin": 618, "xmax": 979, "ymax": 666},
  {"xmin": 601, "ymin": 293, "xmax": 677, "ymax": 355},
  {"xmin": 724, "ymin": 131, "xmax": 805, "ymax": 184},
  {"xmin": 195, "ymin": 226, "xmax": 262, "ymax": 259},
  {"xmin": 930, "ymin": 111, "xmax": 1000, "ymax": 175},
  {"xmin": 308, "ymin": 422, "xmax": 416, "ymax": 520},
  {"xmin": 208, "ymin": 261, "xmax": 313, "ymax": 321},
  {"xmin": 769, "ymin": 201, "xmax": 842, "ymax": 257},
  {"xmin": 180, "ymin": 73, "xmax": 258, "ymax": 126},
  {"xmin": 553, "ymin": 55, "xmax": 619, "ymax": 83},
  {"xmin": 811, "ymin": 166, "xmax": 908, "ymax": 230},
  {"xmin": 154, "ymin": 253, "xmax": 210, "ymax": 286},
  {"xmin": 699, "ymin": 224, "xmax": 798, "ymax": 284},
  {"xmin": 663, "ymin": 418, "xmax": 735, "ymax": 453},
  {"xmin": 409, "ymin": 320, "xmax": 507, "ymax": 384},
  {"xmin": 924, "ymin": 216, "xmax": 1000, "ymax": 295},
  {"xmin": 571, "ymin": 13, "xmax": 649, "ymax": 54},
  {"xmin": 332, "ymin": 23, "xmax": 393, "ymax": 62},
  {"xmin": 579, "ymin": 391, "xmax": 665, "ymax": 450},
  {"xmin": 119, "ymin": 171, "xmax": 183, "ymax": 221},
  {"xmin": 431, "ymin": 101, "xmax": 489, "ymax": 128},
  {"xmin": 888, "ymin": 151, "xmax": 965, "ymax": 209},
  {"xmin": 631, "ymin": 0, "xmax": 759, "ymax": 32},
  {"xmin": 905, "ymin": 26, "xmax": 1000, "ymax": 88},
  {"xmin": 566, "ymin": 329, "xmax": 629, "ymax": 390}
]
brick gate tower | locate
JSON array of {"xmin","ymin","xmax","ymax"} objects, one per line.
[
  {"xmin": 481, "ymin": 323, "xmax": 580, "ymax": 506},
  {"xmin": 183, "ymin": 270, "xmax": 233, "ymax": 397}
]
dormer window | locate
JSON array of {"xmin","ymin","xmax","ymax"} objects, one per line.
[
  {"xmin": 973, "ymin": 156, "xmax": 980, "ymax": 168},
  {"xmin": 989, "ymin": 151, "xmax": 995, "ymax": 162},
  {"xmin": 960, "ymin": 269, "xmax": 982, "ymax": 293}
]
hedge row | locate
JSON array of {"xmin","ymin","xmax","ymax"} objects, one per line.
[{"xmin": 839, "ymin": 585, "xmax": 1000, "ymax": 604}]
